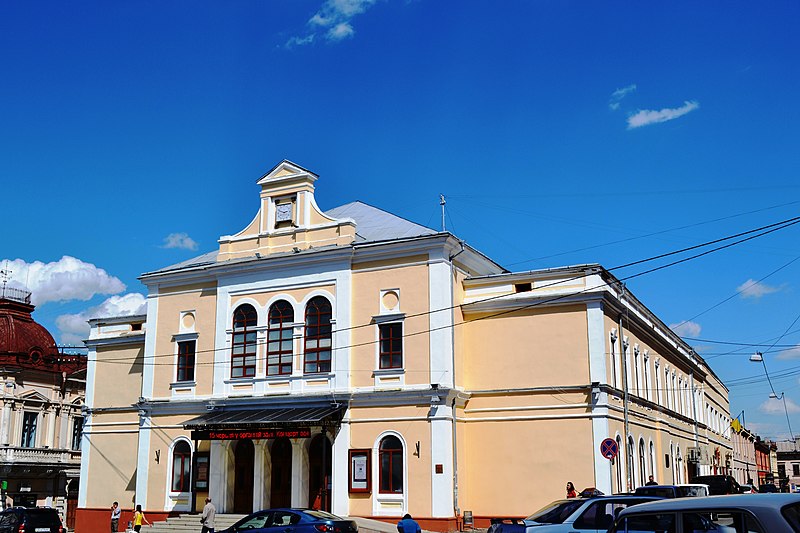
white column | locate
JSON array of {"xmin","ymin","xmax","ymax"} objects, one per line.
[
  {"xmin": 209, "ymin": 441, "xmax": 229, "ymax": 513},
  {"xmin": 430, "ymin": 405, "xmax": 454, "ymax": 518},
  {"xmin": 291, "ymin": 440, "xmax": 309, "ymax": 508},
  {"xmin": 253, "ymin": 440, "xmax": 266, "ymax": 511},
  {"xmin": 331, "ymin": 420, "xmax": 350, "ymax": 516},
  {"xmin": 262, "ymin": 442, "xmax": 272, "ymax": 510},
  {"xmin": 59, "ymin": 410, "xmax": 69, "ymax": 450},
  {"xmin": 587, "ymin": 301, "xmax": 612, "ymax": 495},
  {"xmin": 428, "ymin": 252, "xmax": 454, "ymax": 388},
  {"xmin": 1, "ymin": 401, "xmax": 11, "ymax": 446},
  {"xmin": 46, "ymin": 409, "xmax": 56, "ymax": 448},
  {"xmin": 134, "ymin": 411, "xmax": 152, "ymax": 509}
]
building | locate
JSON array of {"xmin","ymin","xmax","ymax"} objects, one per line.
[
  {"xmin": 0, "ymin": 286, "xmax": 86, "ymax": 529},
  {"xmin": 776, "ymin": 438, "xmax": 800, "ymax": 492},
  {"xmin": 76, "ymin": 160, "xmax": 733, "ymax": 531},
  {"xmin": 730, "ymin": 421, "xmax": 756, "ymax": 485},
  {"xmin": 754, "ymin": 438, "xmax": 774, "ymax": 486}
]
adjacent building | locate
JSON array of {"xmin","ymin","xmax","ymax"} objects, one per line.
[
  {"xmin": 0, "ymin": 286, "xmax": 86, "ymax": 529},
  {"xmin": 77, "ymin": 161, "xmax": 733, "ymax": 531}
]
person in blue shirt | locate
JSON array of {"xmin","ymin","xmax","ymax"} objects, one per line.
[{"xmin": 397, "ymin": 514, "xmax": 421, "ymax": 533}]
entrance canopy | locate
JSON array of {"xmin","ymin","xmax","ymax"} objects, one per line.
[{"xmin": 183, "ymin": 405, "xmax": 344, "ymax": 431}]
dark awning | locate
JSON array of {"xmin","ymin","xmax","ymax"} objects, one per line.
[{"xmin": 183, "ymin": 405, "xmax": 344, "ymax": 430}]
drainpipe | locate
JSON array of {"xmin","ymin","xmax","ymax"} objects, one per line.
[{"xmin": 449, "ymin": 256, "xmax": 460, "ymax": 526}]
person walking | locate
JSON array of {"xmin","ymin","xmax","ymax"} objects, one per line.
[
  {"xmin": 133, "ymin": 504, "xmax": 150, "ymax": 531},
  {"xmin": 201, "ymin": 497, "xmax": 216, "ymax": 533},
  {"xmin": 110, "ymin": 501, "xmax": 122, "ymax": 532},
  {"xmin": 566, "ymin": 481, "xmax": 577, "ymax": 498},
  {"xmin": 397, "ymin": 514, "xmax": 421, "ymax": 533}
]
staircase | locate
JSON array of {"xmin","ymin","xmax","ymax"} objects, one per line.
[{"xmin": 146, "ymin": 513, "xmax": 247, "ymax": 533}]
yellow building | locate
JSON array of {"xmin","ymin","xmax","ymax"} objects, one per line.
[{"xmin": 77, "ymin": 160, "xmax": 732, "ymax": 531}]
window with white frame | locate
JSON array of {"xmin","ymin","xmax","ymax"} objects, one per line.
[
  {"xmin": 231, "ymin": 304, "xmax": 257, "ymax": 378},
  {"xmin": 378, "ymin": 435, "xmax": 403, "ymax": 494},
  {"xmin": 267, "ymin": 300, "xmax": 294, "ymax": 376},
  {"xmin": 171, "ymin": 440, "xmax": 191, "ymax": 492},
  {"xmin": 71, "ymin": 416, "xmax": 84, "ymax": 451},
  {"xmin": 379, "ymin": 323, "xmax": 403, "ymax": 369},
  {"xmin": 176, "ymin": 340, "xmax": 196, "ymax": 382},
  {"xmin": 643, "ymin": 352, "xmax": 651, "ymax": 401},
  {"xmin": 304, "ymin": 297, "xmax": 332, "ymax": 374},
  {"xmin": 21, "ymin": 411, "xmax": 37, "ymax": 448},
  {"xmin": 655, "ymin": 361, "xmax": 662, "ymax": 405}
]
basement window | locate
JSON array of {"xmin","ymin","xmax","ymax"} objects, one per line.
[{"xmin": 514, "ymin": 283, "xmax": 532, "ymax": 293}]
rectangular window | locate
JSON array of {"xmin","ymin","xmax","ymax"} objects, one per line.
[
  {"xmin": 176, "ymin": 340, "xmax": 196, "ymax": 382},
  {"xmin": 379, "ymin": 323, "xmax": 403, "ymax": 369},
  {"xmin": 21, "ymin": 412, "xmax": 37, "ymax": 448},
  {"xmin": 793, "ymin": 464, "xmax": 799, "ymax": 476},
  {"xmin": 71, "ymin": 417, "xmax": 84, "ymax": 451}
]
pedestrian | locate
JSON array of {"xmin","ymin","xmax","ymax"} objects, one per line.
[
  {"xmin": 110, "ymin": 501, "xmax": 121, "ymax": 532},
  {"xmin": 566, "ymin": 482, "xmax": 577, "ymax": 498},
  {"xmin": 645, "ymin": 475, "xmax": 658, "ymax": 486},
  {"xmin": 201, "ymin": 497, "xmax": 216, "ymax": 533},
  {"xmin": 133, "ymin": 504, "xmax": 150, "ymax": 531},
  {"xmin": 397, "ymin": 513, "xmax": 421, "ymax": 533}
]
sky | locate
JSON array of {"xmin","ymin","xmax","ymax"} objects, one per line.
[{"xmin": 1, "ymin": 1, "xmax": 799, "ymax": 441}]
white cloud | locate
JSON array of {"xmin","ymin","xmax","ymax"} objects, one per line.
[
  {"xmin": 1, "ymin": 256, "xmax": 125, "ymax": 306},
  {"xmin": 56, "ymin": 293, "xmax": 147, "ymax": 346},
  {"xmin": 161, "ymin": 232, "xmax": 198, "ymax": 251},
  {"xmin": 609, "ymin": 84, "xmax": 636, "ymax": 110},
  {"xmin": 627, "ymin": 100, "xmax": 699, "ymax": 129},
  {"xmin": 286, "ymin": 0, "xmax": 377, "ymax": 47},
  {"xmin": 737, "ymin": 278, "xmax": 781, "ymax": 299},
  {"xmin": 669, "ymin": 320, "xmax": 701, "ymax": 337},
  {"xmin": 759, "ymin": 396, "xmax": 800, "ymax": 415},
  {"xmin": 777, "ymin": 344, "xmax": 800, "ymax": 360}
]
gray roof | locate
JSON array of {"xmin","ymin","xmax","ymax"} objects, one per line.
[
  {"xmin": 325, "ymin": 201, "xmax": 438, "ymax": 242},
  {"xmin": 144, "ymin": 201, "xmax": 438, "ymax": 276}
]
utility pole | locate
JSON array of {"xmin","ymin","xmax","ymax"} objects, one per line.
[{"xmin": 618, "ymin": 282, "xmax": 632, "ymax": 492}]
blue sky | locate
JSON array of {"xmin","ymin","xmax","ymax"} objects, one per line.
[{"xmin": 2, "ymin": 1, "xmax": 799, "ymax": 440}]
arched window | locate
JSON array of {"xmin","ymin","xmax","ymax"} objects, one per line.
[
  {"xmin": 638, "ymin": 438, "xmax": 647, "ymax": 486},
  {"xmin": 232, "ymin": 304, "xmax": 258, "ymax": 378},
  {"xmin": 268, "ymin": 301, "xmax": 294, "ymax": 376},
  {"xmin": 172, "ymin": 441, "xmax": 191, "ymax": 492},
  {"xmin": 379, "ymin": 435, "xmax": 403, "ymax": 494},
  {"xmin": 649, "ymin": 441, "xmax": 656, "ymax": 482},
  {"xmin": 304, "ymin": 297, "xmax": 332, "ymax": 374},
  {"xmin": 627, "ymin": 436, "xmax": 635, "ymax": 489}
]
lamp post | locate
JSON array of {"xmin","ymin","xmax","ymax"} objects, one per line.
[{"xmin": 750, "ymin": 352, "xmax": 796, "ymax": 447}]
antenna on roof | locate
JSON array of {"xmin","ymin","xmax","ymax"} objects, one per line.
[
  {"xmin": 439, "ymin": 194, "xmax": 446, "ymax": 232},
  {"xmin": 0, "ymin": 261, "xmax": 11, "ymax": 299}
]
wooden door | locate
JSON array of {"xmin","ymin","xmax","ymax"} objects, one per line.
[
  {"xmin": 234, "ymin": 439, "xmax": 255, "ymax": 514},
  {"xmin": 270, "ymin": 438, "xmax": 292, "ymax": 508}
]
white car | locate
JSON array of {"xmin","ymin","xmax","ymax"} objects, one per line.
[
  {"xmin": 492, "ymin": 495, "xmax": 662, "ymax": 533},
  {"xmin": 610, "ymin": 493, "xmax": 800, "ymax": 533}
]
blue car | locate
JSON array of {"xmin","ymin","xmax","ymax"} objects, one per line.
[{"xmin": 219, "ymin": 509, "xmax": 358, "ymax": 533}]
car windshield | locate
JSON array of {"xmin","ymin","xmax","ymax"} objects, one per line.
[
  {"xmin": 781, "ymin": 502, "xmax": 800, "ymax": 532},
  {"xmin": 526, "ymin": 500, "xmax": 585, "ymax": 524},
  {"xmin": 0, "ymin": 513, "xmax": 18, "ymax": 526},
  {"xmin": 676, "ymin": 486, "xmax": 707, "ymax": 497}
]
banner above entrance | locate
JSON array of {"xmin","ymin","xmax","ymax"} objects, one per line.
[
  {"xmin": 183, "ymin": 404, "xmax": 344, "ymax": 432},
  {"xmin": 192, "ymin": 428, "xmax": 312, "ymax": 440}
]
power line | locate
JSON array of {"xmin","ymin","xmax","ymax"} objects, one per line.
[{"xmin": 90, "ymin": 214, "xmax": 800, "ymax": 366}]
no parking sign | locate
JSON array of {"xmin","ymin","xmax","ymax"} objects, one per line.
[{"xmin": 600, "ymin": 438, "xmax": 618, "ymax": 460}]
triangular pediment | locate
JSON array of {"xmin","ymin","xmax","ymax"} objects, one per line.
[
  {"xmin": 257, "ymin": 159, "xmax": 318, "ymax": 186},
  {"xmin": 20, "ymin": 390, "xmax": 48, "ymax": 402}
]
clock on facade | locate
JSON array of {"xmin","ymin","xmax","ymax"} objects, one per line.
[{"xmin": 275, "ymin": 203, "xmax": 292, "ymax": 223}]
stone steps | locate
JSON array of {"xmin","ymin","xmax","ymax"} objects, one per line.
[{"xmin": 144, "ymin": 513, "xmax": 247, "ymax": 533}]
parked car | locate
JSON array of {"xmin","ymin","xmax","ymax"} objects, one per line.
[
  {"xmin": 760, "ymin": 482, "xmax": 779, "ymax": 493},
  {"xmin": 634, "ymin": 484, "xmax": 710, "ymax": 498},
  {"xmin": 741, "ymin": 483, "xmax": 758, "ymax": 494},
  {"xmin": 0, "ymin": 507, "xmax": 65, "ymax": 533},
  {"xmin": 609, "ymin": 493, "xmax": 800, "ymax": 533},
  {"xmin": 690, "ymin": 474, "xmax": 742, "ymax": 495},
  {"xmin": 218, "ymin": 509, "xmax": 358, "ymax": 533},
  {"xmin": 489, "ymin": 495, "xmax": 662, "ymax": 533}
]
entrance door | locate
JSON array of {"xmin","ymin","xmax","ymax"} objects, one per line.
[
  {"xmin": 308, "ymin": 434, "xmax": 332, "ymax": 511},
  {"xmin": 234, "ymin": 439, "xmax": 255, "ymax": 514},
  {"xmin": 270, "ymin": 438, "xmax": 292, "ymax": 508}
]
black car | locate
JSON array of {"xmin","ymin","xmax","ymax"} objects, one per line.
[
  {"xmin": 219, "ymin": 508, "xmax": 358, "ymax": 533},
  {"xmin": 0, "ymin": 507, "xmax": 65, "ymax": 533},
  {"xmin": 690, "ymin": 474, "xmax": 742, "ymax": 495}
]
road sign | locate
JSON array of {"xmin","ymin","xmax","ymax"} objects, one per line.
[{"xmin": 600, "ymin": 438, "xmax": 618, "ymax": 460}]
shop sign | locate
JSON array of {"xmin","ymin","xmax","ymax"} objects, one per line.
[{"xmin": 191, "ymin": 428, "xmax": 311, "ymax": 440}]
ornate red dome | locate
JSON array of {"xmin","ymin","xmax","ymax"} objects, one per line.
[{"xmin": 0, "ymin": 288, "xmax": 85, "ymax": 373}]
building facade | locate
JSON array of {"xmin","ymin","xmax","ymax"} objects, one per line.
[
  {"xmin": 77, "ymin": 161, "xmax": 733, "ymax": 531},
  {"xmin": 731, "ymin": 423, "xmax": 756, "ymax": 485},
  {"xmin": 0, "ymin": 287, "xmax": 86, "ymax": 528}
]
